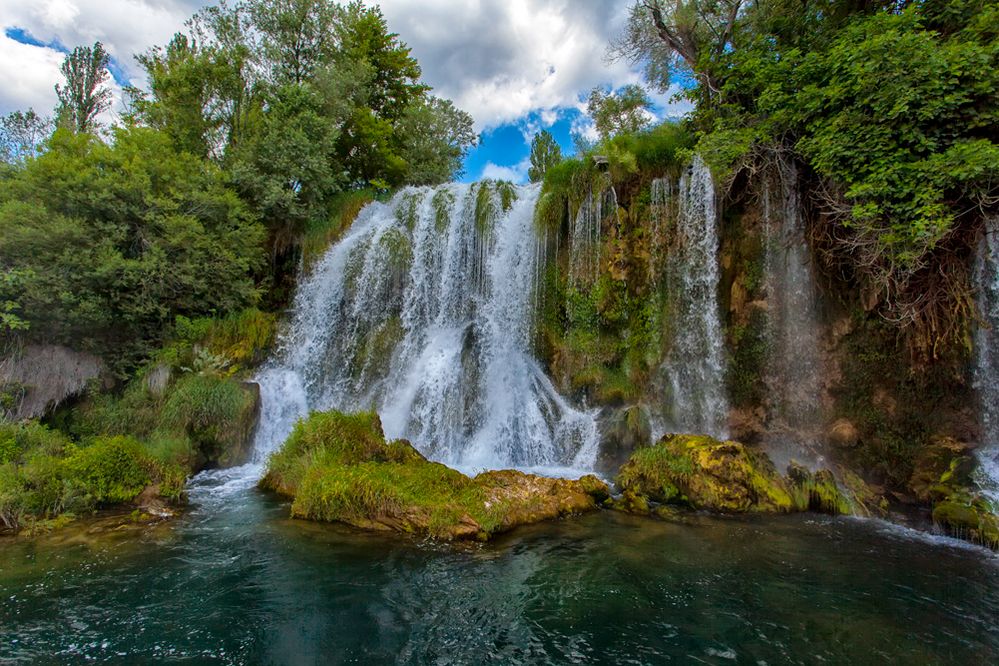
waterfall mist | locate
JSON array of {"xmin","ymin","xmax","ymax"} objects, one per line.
[
  {"xmin": 974, "ymin": 218, "xmax": 999, "ymax": 507},
  {"xmin": 760, "ymin": 167, "xmax": 828, "ymax": 470}
]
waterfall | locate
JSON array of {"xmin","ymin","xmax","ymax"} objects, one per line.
[
  {"xmin": 974, "ymin": 218, "xmax": 999, "ymax": 507},
  {"xmin": 653, "ymin": 156, "xmax": 729, "ymax": 439},
  {"xmin": 568, "ymin": 187, "xmax": 604, "ymax": 285},
  {"xmin": 760, "ymin": 167, "xmax": 827, "ymax": 469},
  {"xmin": 250, "ymin": 182, "xmax": 599, "ymax": 474}
]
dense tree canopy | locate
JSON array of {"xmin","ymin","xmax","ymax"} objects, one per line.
[
  {"xmin": 615, "ymin": 0, "xmax": 999, "ymax": 353},
  {"xmin": 0, "ymin": 0, "xmax": 476, "ymax": 372}
]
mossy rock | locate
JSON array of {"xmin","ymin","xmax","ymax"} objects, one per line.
[
  {"xmin": 932, "ymin": 494, "xmax": 999, "ymax": 549},
  {"xmin": 262, "ymin": 410, "xmax": 608, "ymax": 541},
  {"xmin": 908, "ymin": 436, "xmax": 974, "ymax": 503},
  {"xmin": 786, "ymin": 463, "xmax": 853, "ymax": 515},
  {"xmin": 615, "ymin": 433, "xmax": 796, "ymax": 513}
]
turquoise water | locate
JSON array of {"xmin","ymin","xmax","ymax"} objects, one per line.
[{"xmin": 2, "ymin": 469, "xmax": 998, "ymax": 665}]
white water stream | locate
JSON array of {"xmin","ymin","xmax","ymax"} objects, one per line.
[{"xmin": 244, "ymin": 183, "xmax": 599, "ymax": 478}]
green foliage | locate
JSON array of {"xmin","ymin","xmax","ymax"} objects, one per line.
[
  {"xmin": 528, "ymin": 130, "xmax": 562, "ymax": 183},
  {"xmin": 55, "ymin": 42, "xmax": 113, "ymax": 134},
  {"xmin": 0, "ymin": 126, "xmax": 265, "ymax": 373},
  {"xmin": 302, "ymin": 189, "xmax": 378, "ymax": 270},
  {"xmin": 587, "ymin": 85, "xmax": 653, "ymax": 142},
  {"xmin": 262, "ymin": 410, "xmax": 603, "ymax": 540},
  {"xmin": 63, "ymin": 436, "xmax": 151, "ymax": 505},
  {"xmin": 0, "ymin": 422, "xmax": 185, "ymax": 531},
  {"xmin": 0, "ymin": 110, "xmax": 52, "ymax": 165},
  {"xmin": 161, "ymin": 374, "xmax": 256, "ymax": 453}
]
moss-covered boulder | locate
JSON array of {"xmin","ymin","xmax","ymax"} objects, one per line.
[
  {"xmin": 261, "ymin": 410, "xmax": 608, "ymax": 541},
  {"xmin": 902, "ymin": 436, "xmax": 999, "ymax": 549},
  {"xmin": 932, "ymin": 493, "xmax": 999, "ymax": 549},
  {"xmin": 615, "ymin": 433, "xmax": 796, "ymax": 513},
  {"xmin": 612, "ymin": 433, "xmax": 859, "ymax": 516}
]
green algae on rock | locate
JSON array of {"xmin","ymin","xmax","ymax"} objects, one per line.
[
  {"xmin": 613, "ymin": 433, "xmax": 858, "ymax": 516},
  {"xmin": 261, "ymin": 410, "xmax": 608, "ymax": 541}
]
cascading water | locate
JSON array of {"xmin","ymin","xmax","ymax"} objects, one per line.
[
  {"xmin": 973, "ymin": 217, "xmax": 999, "ymax": 507},
  {"xmin": 652, "ymin": 156, "xmax": 729, "ymax": 439},
  {"xmin": 249, "ymin": 182, "xmax": 599, "ymax": 475},
  {"xmin": 760, "ymin": 167, "xmax": 828, "ymax": 469}
]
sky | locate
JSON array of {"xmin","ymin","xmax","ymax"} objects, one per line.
[{"xmin": 0, "ymin": 0, "xmax": 692, "ymax": 183}]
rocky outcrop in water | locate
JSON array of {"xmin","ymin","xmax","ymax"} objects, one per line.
[
  {"xmin": 261, "ymin": 410, "xmax": 608, "ymax": 541},
  {"xmin": 610, "ymin": 433, "xmax": 857, "ymax": 516}
]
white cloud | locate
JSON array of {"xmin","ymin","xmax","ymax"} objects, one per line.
[
  {"xmin": 0, "ymin": 33, "xmax": 64, "ymax": 115},
  {"xmin": 480, "ymin": 158, "xmax": 530, "ymax": 184},
  {"xmin": 1, "ymin": 1, "xmax": 673, "ymax": 134},
  {"xmin": 371, "ymin": 0, "xmax": 643, "ymax": 131}
]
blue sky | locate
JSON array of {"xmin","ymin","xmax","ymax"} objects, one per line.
[{"xmin": 0, "ymin": 1, "xmax": 692, "ymax": 183}]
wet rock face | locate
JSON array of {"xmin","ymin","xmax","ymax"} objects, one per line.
[
  {"xmin": 261, "ymin": 410, "xmax": 608, "ymax": 541},
  {"xmin": 906, "ymin": 436, "xmax": 999, "ymax": 549}
]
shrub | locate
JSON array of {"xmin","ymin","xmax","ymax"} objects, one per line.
[{"xmin": 63, "ymin": 436, "xmax": 151, "ymax": 505}]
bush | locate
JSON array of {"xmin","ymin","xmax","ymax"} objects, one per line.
[{"xmin": 64, "ymin": 436, "xmax": 151, "ymax": 505}]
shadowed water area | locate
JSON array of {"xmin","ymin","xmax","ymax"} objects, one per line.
[{"xmin": 2, "ymin": 470, "xmax": 998, "ymax": 664}]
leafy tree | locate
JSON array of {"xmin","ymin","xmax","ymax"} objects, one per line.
[
  {"xmin": 0, "ymin": 110, "xmax": 52, "ymax": 164},
  {"xmin": 55, "ymin": 42, "xmax": 113, "ymax": 133},
  {"xmin": 0, "ymin": 127, "xmax": 264, "ymax": 370},
  {"xmin": 587, "ymin": 85, "xmax": 653, "ymax": 142},
  {"xmin": 249, "ymin": 0, "xmax": 340, "ymax": 84},
  {"xmin": 528, "ymin": 130, "xmax": 562, "ymax": 183},
  {"xmin": 133, "ymin": 34, "xmax": 251, "ymax": 159},
  {"xmin": 611, "ymin": 0, "xmax": 744, "ymax": 98},
  {"xmin": 612, "ymin": 0, "xmax": 999, "ymax": 353},
  {"xmin": 229, "ymin": 83, "xmax": 345, "ymax": 244},
  {"xmin": 396, "ymin": 96, "xmax": 476, "ymax": 185}
]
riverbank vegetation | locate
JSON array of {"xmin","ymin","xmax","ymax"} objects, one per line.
[{"xmin": 0, "ymin": 0, "xmax": 476, "ymax": 532}]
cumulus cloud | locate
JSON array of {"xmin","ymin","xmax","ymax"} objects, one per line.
[
  {"xmin": 371, "ymin": 0, "xmax": 643, "ymax": 131},
  {"xmin": 0, "ymin": 32, "xmax": 64, "ymax": 114},
  {"xmin": 0, "ymin": 0, "xmax": 206, "ymax": 115},
  {"xmin": 480, "ymin": 158, "xmax": 530, "ymax": 184},
  {"xmin": 1, "ymin": 1, "xmax": 682, "ymax": 135}
]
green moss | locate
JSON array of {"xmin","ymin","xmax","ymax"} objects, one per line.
[
  {"xmin": 727, "ymin": 307, "xmax": 769, "ymax": 407},
  {"xmin": 933, "ymin": 496, "xmax": 999, "ymax": 549},
  {"xmin": 377, "ymin": 227, "xmax": 413, "ymax": 274},
  {"xmin": 301, "ymin": 189, "xmax": 376, "ymax": 271},
  {"xmin": 263, "ymin": 410, "xmax": 605, "ymax": 540},
  {"xmin": 496, "ymin": 180, "xmax": 518, "ymax": 212},
  {"xmin": 395, "ymin": 191, "xmax": 421, "ymax": 231},
  {"xmin": 474, "ymin": 180, "xmax": 498, "ymax": 235},
  {"xmin": 431, "ymin": 187, "xmax": 454, "ymax": 232},
  {"xmin": 615, "ymin": 434, "xmax": 795, "ymax": 513}
]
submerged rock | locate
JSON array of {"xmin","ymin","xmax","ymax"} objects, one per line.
[
  {"xmin": 613, "ymin": 433, "xmax": 857, "ymax": 516},
  {"xmin": 261, "ymin": 410, "xmax": 608, "ymax": 541}
]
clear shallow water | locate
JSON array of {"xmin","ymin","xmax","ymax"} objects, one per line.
[{"xmin": 2, "ymin": 473, "xmax": 998, "ymax": 665}]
